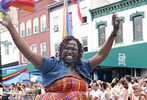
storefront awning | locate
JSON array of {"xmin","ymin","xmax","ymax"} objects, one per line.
[
  {"xmin": 27, "ymin": 63, "xmax": 38, "ymax": 72},
  {"xmin": 2, "ymin": 64, "xmax": 28, "ymax": 81},
  {"xmin": 82, "ymin": 43, "xmax": 147, "ymax": 69}
]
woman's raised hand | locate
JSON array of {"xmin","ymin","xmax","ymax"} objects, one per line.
[
  {"xmin": 112, "ymin": 11, "xmax": 122, "ymax": 34},
  {"xmin": 0, "ymin": 9, "xmax": 13, "ymax": 27}
]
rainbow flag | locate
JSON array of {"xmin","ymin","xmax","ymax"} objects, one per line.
[
  {"xmin": 71, "ymin": 0, "xmax": 84, "ymax": 23},
  {"xmin": 8, "ymin": 0, "xmax": 36, "ymax": 13},
  {"xmin": 62, "ymin": 0, "xmax": 72, "ymax": 39},
  {"xmin": 0, "ymin": 0, "xmax": 36, "ymax": 13}
]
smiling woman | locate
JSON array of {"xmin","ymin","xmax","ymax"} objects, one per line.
[
  {"xmin": 0, "ymin": 8, "xmax": 121, "ymax": 99},
  {"xmin": 61, "ymin": 40, "xmax": 79, "ymax": 66}
]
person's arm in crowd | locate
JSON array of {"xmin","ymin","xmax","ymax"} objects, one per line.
[
  {"xmin": 105, "ymin": 93, "xmax": 110, "ymax": 100},
  {"xmin": 0, "ymin": 10, "xmax": 42, "ymax": 69},
  {"xmin": 90, "ymin": 12, "xmax": 121, "ymax": 69}
]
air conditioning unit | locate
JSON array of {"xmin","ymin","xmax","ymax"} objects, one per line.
[
  {"xmin": 53, "ymin": 25, "xmax": 59, "ymax": 32},
  {"xmin": 42, "ymin": 27, "xmax": 46, "ymax": 31}
]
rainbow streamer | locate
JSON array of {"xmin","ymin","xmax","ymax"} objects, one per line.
[
  {"xmin": 0, "ymin": 0, "xmax": 36, "ymax": 13},
  {"xmin": 62, "ymin": 0, "xmax": 72, "ymax": 39},
  {"xmin": 71, "ymin": 0, "xmax": 84, "ymax": 23}
]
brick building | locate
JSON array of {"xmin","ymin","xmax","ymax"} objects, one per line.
[{"xmin": 18, "ymin": 0, "xmax": 55, "ymax": 65}]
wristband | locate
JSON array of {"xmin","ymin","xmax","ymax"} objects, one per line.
[{"xmin": 112, "ymin": 33, "xmax": 117, "ymax": 37}]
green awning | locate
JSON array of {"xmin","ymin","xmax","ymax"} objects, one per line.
[
  {"xmin": 82, "ymin": 43, "xmax": 147, "ymax": 69},
  {"xmin": 27, "ymin": 63, "xmax": 38, "ymax": 72}
]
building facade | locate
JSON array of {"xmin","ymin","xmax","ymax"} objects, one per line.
[
  {"xmin": 18, "ymin": 0, "xmax": 55, "ymax": 65},
  {"xmin": 49, "ymin": 0, "xmax": 91, "ymax": 56},
  {"xmin": 87, "ymin": 0, "xmax": 147, "ymax": 81},
  {"xmin": 49, "ymin": 0, "xmax": 147, "ymax": 82},
  {"xmin": 0, "ymin": 7, "xmax": 19, "ymax": 68},
  {"xmin": 0, "ymin": 7, "xmax": 19, "ymax": 81}
]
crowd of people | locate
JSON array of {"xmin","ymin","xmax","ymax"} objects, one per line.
[
  {"xmin": 0, "ymin": 82, "xmax": 45, "ymax": 100},
  {"xmin": 0, "ymin": 7, "xmax": 146, "ymax": 100},
  {"xmin": 87, "ymin": 75, "xmax": 147, "ymax": 100},
  {"xmin": 0, "ymin": 75, "xmax": 146, "ymax": 100}
]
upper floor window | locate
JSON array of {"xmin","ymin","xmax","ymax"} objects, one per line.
[
  {"xmin": 99, "ymin": 25, "xmax": 106, "ymax": 46},
  {"xmin": 96, "ymin": 21, "xmax": 107, "ymax": 47},
  {"xmin": 133, "ymin": 16, "xmax": 143, "ymax": 41},
  {"xmin": 54, "ymin": 43, "xmax": 59, "ymax": 56},
  {"xmin": 5, "ymin": 45, "xmax": 9, "ymax": 55},
  {"xmin": 33, "ymin": 17, "xmax": 39, "ymax": 34},
  {"xmin": 81, "ymin": 37, "xmax": 88, "ymax": 52},
  {"xmin": 53, "ymin": 16, "xmax": 59, "ymax": 32},
  {"xmin": 41, "ymin": 15, "xmax": 47, "ymax": 31},
  {"xmin": 81, "ymin": 7, "xmax": 88, "ymax": 23},
  {"xmin": 20, "ymin": 22, "xmax": 25, "ymax": 37},
  {"xmin": 26, "ymin": 19, "xmax": 32, "ymax": 36},
  {"xmin": 130, "ymin": 12, "xmax": 144, "ymax": 41},
  {"xmin": 30, "ymin": 44, "xmax": 37, "ymax": 52},
  {"xmin": 40, "ymin": 42, "xmax": 47, "ymax": 57},
  {"xmin": 115, "ymin": 17, "xmax": 124, "ymax": 44},
  {"xmin": 22, "ymin": 55, "xmax": 27, "ymax": 63},
  {"xmin": 69, "ymin": 12, "xmax": 72, "ymax": 28}
]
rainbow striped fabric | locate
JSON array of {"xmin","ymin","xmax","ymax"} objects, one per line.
[
  {"xmin": 62, "ymin": 0, "xmax": 72, "ymax": 39},
  {"xmin": 41, "ymin": 75, "xmax": 88, "ymax": 100},
  {"xmin": 0, "ymin": 0, "xmax": 36, "ymax": 13}
]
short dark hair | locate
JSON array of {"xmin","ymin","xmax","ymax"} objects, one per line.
[
  {"xmin": 100, "ymin": 82, "xmax": 107, "ymax": 89},
  {"xmin": 125, "ymin": 75, "xmax": 132, "ymax": 82},
  {"xmin": 58, "ymin": 36, "xmax": 83, "ymax": 64},
  {"xmin": 120, "ymin": 78, "xmax": 128, "ymax": 89},
  {"xmin": 111, "ymin": 82, "xmax": 116, "ymax": 88},
  {"xmin": 113, "ymin": 77, "xmax": 119, "ymax": 84}
]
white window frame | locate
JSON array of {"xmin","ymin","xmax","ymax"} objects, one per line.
[
  {"xmin": 33, "ymin": 17, "xmax": 39, "ymax": 34},
  {"xmin": 40, "ymin": 42, "xmax": 47, "ymax": 56},
  {"xmin": 81, "ymin": 7, "xmax": 88, "ymax": 23},
  {"xmin": 30, "ymin": 44, "xmax": 37, "ymax": 53},
  {"xmin": 26, "ymin": 19, "xmax": 32, "ymax": 36},
  {"xmin": 22, "ymin": 55, "xmax": 27, "ymax": 63},
  {"xmin": 20, "ymin": 22, "xmax": 25, "ymax": 37},
  {"xmin": 81, "ymin": 37, "xmax": 88, "ymax": 52},
  {"xmin": 54, "ymin": 43, "xmax": 59, "ymax": 55},
  {"xmin": 5, "ymin": 45, "xmax": 9, "ymax": 55},
  {"xmin": 53, "ymin": 16, "xmax": 59, "ymax": 32},
  {"xmin": 40, "ymin": 15, "xmax": 47, "ymax": 31}
]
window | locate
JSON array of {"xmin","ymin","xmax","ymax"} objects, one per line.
[
  {"xmin": 53, "ymin": 16, "xmax": 59, "ymax": 32},
  {"xmin": 99, "ymin": 25, "xmax": 106, "ymax": 46},
  {"xmin": 130, "ymin": 12, "xmax": 144, "ymax": 41},
  {"xmin": 26, "ymin": 20, "xmax": 32, "ymax": 36},
  {"xmin": 133, "ymin": 16, "xmax": 143, "ymax": 41},
  {"xmin": 69, "ymin": 12, "xmax": 72, "ymax": 28},
  {"xmin": 81, "ymin": 7, "xmax": 88, "ymax": 23},
  {"xmin": 54, "ymin": 43, "xmax": 59, "ymax": 55},
  {"xmin": 40, "ymin": 42, "xmax": 47, "ymax": 56},
  {"xmin": 96, "ymin": 21, "xmax": 107, "ymax": 47},
  {"xmin": 13, "ymin": 44, "xmax": 17, "ymax": 53},
  {"xmin": 30, "ymin": 44, "xmax": 37, "ymax": 52},
  {"xmin": 33, "ymin": 17, "xmax": 39, "ymax": 34},
  {"xmin": 20, "ymin": 22, "xmax": 25, "ymax": 37},
  {"xmin": 115, "ymin": 18, "xmax": 124, "ymax": 44},
  {"xmin": 5, "ymin": 45, "xmax": 9, "ymax": 55},
  {"xmin": 41, "ymin": 15, "xmax": 47, "ymax": 31},
  {"xmin": 22, "ymin": 55, "xmax": 27, "ymax": 63},
  {"xmin": 81, "ymin": 37, "xmax": 88, "ymax": 52}
]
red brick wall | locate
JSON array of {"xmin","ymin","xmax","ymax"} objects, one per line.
[{"xmin": 18, "ymin": 0, "xmax": 55, "ymax": 64}]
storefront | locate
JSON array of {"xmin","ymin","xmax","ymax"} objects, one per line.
[
  {"xmin": 82, "ymin": 42, "xmax": 147, "ymax": 81},
  {"xmin": 27, "ymin": 63, "xmax": 40, "ymax": 75},
  {"xmin": 2, "ymin": 64, "xmax": 28, "ymax": 81}
]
